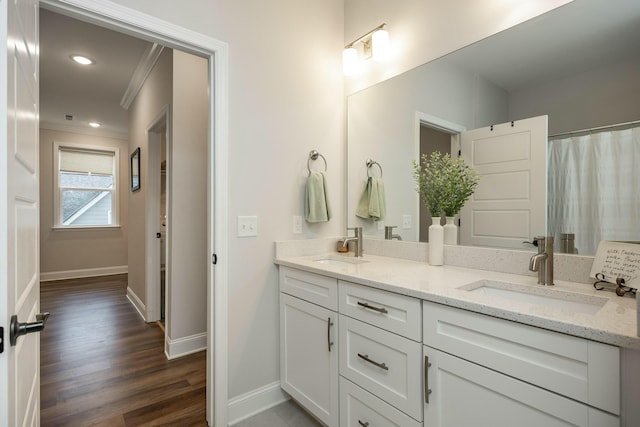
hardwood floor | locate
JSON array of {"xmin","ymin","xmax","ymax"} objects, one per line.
[{"xmin": 40, "ymin": 274, "xmax": 207, "ymax": 426}]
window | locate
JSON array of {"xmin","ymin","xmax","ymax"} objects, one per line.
[{"xmin": 54, "ymin": 143, "xmax": 119, "ymax": 227}]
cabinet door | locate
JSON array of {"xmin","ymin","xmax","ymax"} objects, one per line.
[
  {"xmin": 280, "ymin": 293, "xmax": 338, "ymax": 426},
  {"xmin": 423, "ymin": 346, "xmax": 619, "ymax": 427}
]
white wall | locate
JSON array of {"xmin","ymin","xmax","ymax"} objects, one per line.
[
  {"xmin": 344, "ymin": 0, "xmax": 573, "ymax": 94},
  {"xmin": 509, "ymin": 56, "xmax": 640, "ymax": 135},
  {"xmin": 168, "ymin": 50, "xmax": 208, "ymax": 341},
  {"xmin": 127, "ymin": 49, "xmax": 172, "ymax": 305},
  {"xmin": 108, "ymin": 0, "xmax": 346, "ymax": 401},
  {"xmin": 39, "ymin": 127, "xmax": 128, "ymax": 278}
]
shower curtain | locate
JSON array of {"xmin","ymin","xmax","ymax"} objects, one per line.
[{"xmin": 548, "ymin": 126, "xmax": 640, "ymax": 256}]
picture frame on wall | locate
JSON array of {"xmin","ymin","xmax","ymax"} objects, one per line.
[{"xmin": 130, "ymin": 147, "xmax": 140, "ymax": 191}]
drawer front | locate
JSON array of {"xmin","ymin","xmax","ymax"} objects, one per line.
[
  {"xmin": 340, "ymin": 377, "xmax": 422, "ymax": 427},
  {"xmin": 279, "ymin": 266, "xmax": 338, "ymax": 310},
  {"xmin": 340, "ymin": 315, "xmax": 423, "ymax": 421},
  {"xmin": 423, "ymin": 301, "xmax": 620, "ymax": 415},
  {"xmin": 340, "ymin": 281, "xmax": 421, "ymax": 341}
]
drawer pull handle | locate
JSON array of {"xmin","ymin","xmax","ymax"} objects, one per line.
[
  {"xmin": 357, "ymin": 301, "xmax": 388, "ymax": 314},
  {"xmin": 327, "ymin": 317, "xmax": 334, "ymax": 352},
  {"xmin": 357, "ymin": 353, "xmax": 389, "ymax": 371},
  {"xmin": 424, "ymin": 355, "xmax": 432, "ymax": 403},
  {"xmin": 358, "ymin": 421, "xmax": 369, "ymax": 427}
]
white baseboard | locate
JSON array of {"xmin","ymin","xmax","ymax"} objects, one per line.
[
  {"xmin": 165, "ymin": 332, "xmax": 207, "ymax": 360},
  {"xmin": 40, "ymin": 265, "xmax": 128, "ymax": 282},
  {"xmin": 228, "ymin": 381, "xmax": 290, "ymax": 426},
  {"xmin": 126, "ymin": 286, "xmax": 147, "ymax": 321}
]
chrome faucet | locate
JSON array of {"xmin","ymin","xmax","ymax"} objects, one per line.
[
  {"xmin": 341, "ymin": 227, "xmax": 363, "ymax": 257},
  {"xmin": 528, "ymin": 236, "xmax": 554, "ymax": 286},
  {"xmin": 384, "ymin": 225, "xmax": 402, "ymax": 240}
]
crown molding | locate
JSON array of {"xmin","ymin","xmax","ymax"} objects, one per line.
[{"xmin": 120, "ymin": 43, "xmax": 164, "ymax": 110}]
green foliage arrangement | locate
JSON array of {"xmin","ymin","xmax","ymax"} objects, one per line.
[{"xmin": 412, "ymin": 151, "xmax": 480, "ymax": 217}]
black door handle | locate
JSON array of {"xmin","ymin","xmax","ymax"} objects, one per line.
[
  {"xmin": 10, "ymin": 312, "xmax": 50, "ymax": 346},
  {"xmin": 156, "ymin": 232, "xmax": 162, "ymax": 238}
]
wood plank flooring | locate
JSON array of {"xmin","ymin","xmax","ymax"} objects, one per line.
[{"xmin": 40, "ymin": 275, "xmax": 207, "ymax": 426}]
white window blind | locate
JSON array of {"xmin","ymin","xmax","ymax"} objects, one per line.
[{"xmin": 59, "ymin": 148, "xmax": 115, "ymax": 175}]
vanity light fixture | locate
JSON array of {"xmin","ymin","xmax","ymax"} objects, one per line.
[
  {"xmin": 343, "ymin": 23, "xmax": 389, "ymax": 75},
  {"xmin": 70, "ymin": 54, "xmax": 95, "ymax": 65}
]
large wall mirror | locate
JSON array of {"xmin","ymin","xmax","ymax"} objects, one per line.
[{"xmin": 347, "ymin": 0, "xmax": 640, "ymax": 256}]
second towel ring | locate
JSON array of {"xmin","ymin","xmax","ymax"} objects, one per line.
[
  {"xmin": 308, "ymin": 150, "xmax": 328, "ymax": 176},
  {"xmin": 366, "ymin": 159, "xmax": 383, "ymax": 178}
]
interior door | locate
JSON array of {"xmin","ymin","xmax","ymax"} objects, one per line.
[
  {"xmin": 459, "ymin": 116, "xmax": 547, "ymax": 248},
  {"xmin": 0, "ymin": 0, "xmax": 41, "ymax": 426}
]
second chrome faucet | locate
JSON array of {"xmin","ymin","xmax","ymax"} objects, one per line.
[{"xmin": 529, "ymin": 236, "xmax": 554, "ymax": 286}]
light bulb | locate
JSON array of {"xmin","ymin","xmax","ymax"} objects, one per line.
[
  {"xmin": 342, "ymin": 47, "xmax": 359, "ymax": 76},
  {"xmin": 372, "ymin": 29, "xmax": 390, "ymax": 61}
]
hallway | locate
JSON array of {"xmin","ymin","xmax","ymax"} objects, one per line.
[{"xmin": 40, "ymin": 274, "xmax": 207, "ymax": 426}]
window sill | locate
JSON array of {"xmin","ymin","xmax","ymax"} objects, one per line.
[{"xmin": 52, "ymin": 225, "xmax": 121, "ymax": 231}]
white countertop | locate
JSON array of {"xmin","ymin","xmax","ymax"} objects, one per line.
[{"xmin": 275, "ymin": 253, "xmax": 640, "ymax": 350}]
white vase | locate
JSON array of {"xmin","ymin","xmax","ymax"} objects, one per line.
[
  {"xmin": 428, "ymin": 217, "xmax": 444, "ymax": 266},
  {"xmin": 443, "ymin": 217, "xmax": 458, "ymax": 245}
]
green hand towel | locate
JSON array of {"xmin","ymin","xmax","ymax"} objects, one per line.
[
  {"xmin": 356, "ymin": 177, "xmax": 386, "ymax": 221},
  {"xmin": 355, "ymin": 178, "xmax": 372, "ymax": 219},
  {"xmin": 370, "ymin": 178, "xmax": 386, "ymax": 221},
  {"xmin": 305, "ymin": 171, "xmax": 331, "ymax": 222}
]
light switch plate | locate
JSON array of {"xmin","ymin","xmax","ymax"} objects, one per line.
[
  {"xmin": 293, "ymin": 216, "xmax": 303, "ymax": 234},
  {"xmin": 238, "ymin": 216, "xmax": 258, "ymax": 237},
  {"xmin": 377, "ymin": 221, "xmax": 384, "ymax": 230},
  {"xmin": 402, "ymin": 214, "xmax": 412, "ymax": 229}
]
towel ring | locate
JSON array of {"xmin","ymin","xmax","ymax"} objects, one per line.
[
  {"xmin": 366, "ymin": 159, "xmax": 383, "ymax": 178},
  {"xmin": 308, "ymin": 150, "xmax": 328, "ymax": 176}
]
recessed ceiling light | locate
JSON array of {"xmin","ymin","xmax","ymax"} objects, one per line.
[
  {"xmin": 70, "ymin": 55, "xmax": 95, "ymax": 65},
  {"xmin": 89, "ymin": 122, "xmax": 101, "ymax": 128}
]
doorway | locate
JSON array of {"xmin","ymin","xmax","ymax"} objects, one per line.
[
  {"xmin": 415, "ymin": 112, "xmax": 466, "ymax": 243},
  {"xmin": 38, "ymin": 1, "xmax": 229, "ymax": 425}
]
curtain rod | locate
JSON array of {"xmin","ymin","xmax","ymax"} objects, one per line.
[{"xmin": 549, "ymin": 119, "xmax": 640, "ymax": 138}]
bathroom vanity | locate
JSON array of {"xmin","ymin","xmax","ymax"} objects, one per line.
[{"xmin": 276, "ymin": 249, "xmax": 639, "ymax": 427}]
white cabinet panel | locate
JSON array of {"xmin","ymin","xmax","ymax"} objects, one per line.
[
  {"xmin": 423, "ymin": 346, "xmax": 619, "ymax": 427},
  {"xmin": 423, "ymin": 300, "xmax": 619, "ymax": 415},
  {"xmin": 280, "ymin": 293, "xmax": 338, "ymax": 426},
  {"xmin": 340, "ymin": 315, "xmax": 422, "ymax": 421},
  {"xmin": 339, "ymin": 281, "xmax": 422, "ymax": 341},
  {"xmin": 280, "ymin": 266, "xmax": 338, "ymax": 310},
  {"xmin": 340, "ymin": 377, "xmax": 422, "ymax": 427}
]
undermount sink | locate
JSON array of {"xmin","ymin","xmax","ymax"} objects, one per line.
[
  {"xmin": 312, "ymin": 254, "xmax": 369, "ymax": 266},
  {"xmin": 459, "ymin": 280, "xmax": 608, "ymax": 315}
]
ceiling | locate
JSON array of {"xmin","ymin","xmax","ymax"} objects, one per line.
[
  {"xmin": 39, "ymin": 9, "xmax": 153, "ymax": 138},
  {"xmin": 443, "ymin": 0, "xmax": 640, "ymax": 92}
]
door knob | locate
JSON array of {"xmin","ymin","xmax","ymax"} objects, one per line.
[{"xmin": 10, "ymin": 312, "xmax": 50, "ymax": 346}]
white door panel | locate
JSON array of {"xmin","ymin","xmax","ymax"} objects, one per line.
[
  {"xmin": 1, "ymin": 0, "xmax": 41, "ymax": 426},
  {"xmin": 460, "ymin": 116, "xmax": 547, "ymax": 248}
]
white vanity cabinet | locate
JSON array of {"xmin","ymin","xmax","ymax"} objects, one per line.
[
  {"xmin": 339, "ymin": 281, "xmax": 423, "ymax": 423},
  {"xmin": 279, "ymin": 267, "xmax": 339, "ymax": 426},
  {"xmin": 423, "ymin": 301, "xmax": 620, "ymax": 427}
]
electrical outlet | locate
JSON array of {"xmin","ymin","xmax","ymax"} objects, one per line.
[
  {"xmin": 377, "ymin": 221, "xmax": 384, "ymax": 231},
  {"xmin": 237, "ymin": 216, "xmax": 258, "ymax": 237},
  {"xmin": 293, "ymin": 216, "xmax": 303, "ymax": 234},
  {"xmin": 402, "ymin": 214, "xmax": 412, "ymax": 229}
]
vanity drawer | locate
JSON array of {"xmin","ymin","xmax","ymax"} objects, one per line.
[
  {"xmin": 340, "ymin": 377, "xmax": 422, "ymax": 427},
  {"xmin": 423, "ymin": 301, "xmax": 620, "ymax": 415},
  {"xmin": 340, "ymin": 315, "xmax": 423, "ymax": 421},
  {"xmin": 339, "ymin": 281, "xmax": 421, "ymax": 341},
  {"xmin": 279, "ymin": 266, "xmax": 337, "ymax": 310}
]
